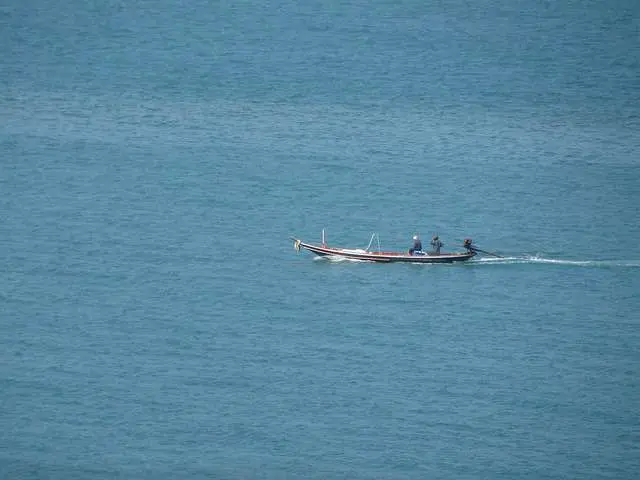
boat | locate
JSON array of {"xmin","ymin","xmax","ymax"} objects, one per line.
[{"xmin": 291, "ymin": 231, "xmax": 485, "ymax": 264}]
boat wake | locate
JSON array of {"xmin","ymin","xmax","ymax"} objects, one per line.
[
  {"xmin": 314, "ymin": 255, "xmax": 370, "ymax": 263},
  {"xmin": 471, "ymin": 256, "xmax": 640, "ymax": 268}
]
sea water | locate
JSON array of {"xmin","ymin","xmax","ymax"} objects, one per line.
[{"xmin": 2, "ymin": 0, "xmax": 639, "ymax": 478}]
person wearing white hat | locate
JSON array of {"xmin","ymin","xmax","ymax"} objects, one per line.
[{"xmin": 409, "ymin": 234, "xmax": 422, "ymax": 255}]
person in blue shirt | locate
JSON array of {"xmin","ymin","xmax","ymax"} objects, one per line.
[{"xmin": 409, "ymin": 234, "xmax": 422, "ymax": 255}]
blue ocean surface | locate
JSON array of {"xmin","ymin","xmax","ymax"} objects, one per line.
[{"xmin": 2, "ymin": 0, "xmax": 639, "ymax": 478}]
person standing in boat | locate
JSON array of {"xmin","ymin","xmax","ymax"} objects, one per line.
[
  {"xmin": 409, "ymin": 234, "xmax": 422, "ymax": 255},
  {"xmin": 430, "ymin": 235, "xmax": 443, "ymax": 255}
]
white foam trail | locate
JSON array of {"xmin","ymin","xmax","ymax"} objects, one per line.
[
  {"xmin": 314, "ymin": 255, "xmax": 370, "ymax": 263},
  {"xmin": 471, "ymin": 256, "xmax": 640, "ymax": 268}
]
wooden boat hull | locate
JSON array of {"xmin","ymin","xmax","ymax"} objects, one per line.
[{"xmin": 292, "ymin": 238, "xmax": 476, "ymax": 264}]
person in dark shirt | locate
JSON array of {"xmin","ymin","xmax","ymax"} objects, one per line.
[
  {"xmin": 409, "ymin": 235, "xmax": 422, "ymax": 255},
  {"xmin": 430, "ymin": 235, "xmax": 443, "ymax": 255}
]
